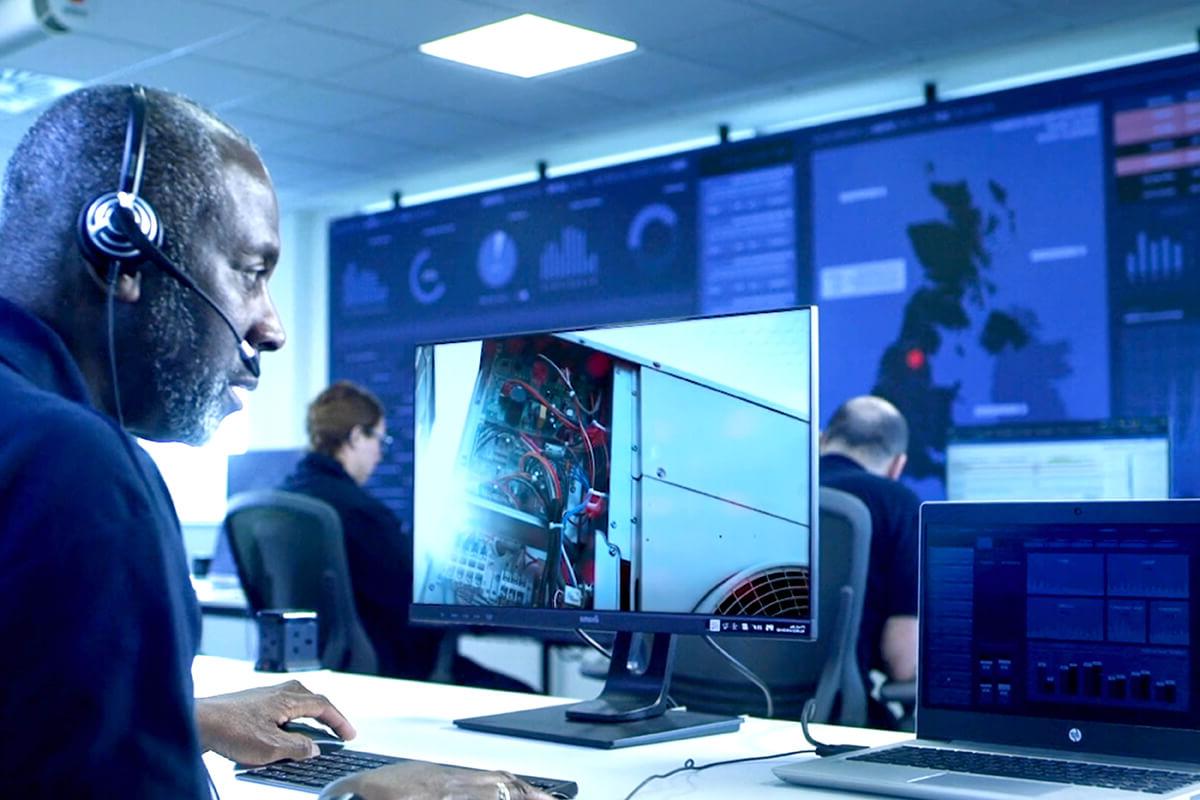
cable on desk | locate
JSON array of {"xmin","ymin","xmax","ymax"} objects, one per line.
[
  {"xmin": 621, "ymin": 747, "xmax": 816, "ymax": 799},
  {"xmin": 702, "ymin": 634, "xmax": 774, "ymax": 718},
  {"xmin": 205, "ymin": 763, "xmax": 221, "ymax": 800},
  {"xmin": 800, "ymin": 698, "xmax": 868, "ymax": 757}
]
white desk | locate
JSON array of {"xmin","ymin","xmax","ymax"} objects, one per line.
[{"xmin": 195, "ymin": 656, "xmax": 911, "ymax": 799}]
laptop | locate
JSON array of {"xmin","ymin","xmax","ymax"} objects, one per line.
[{"xmin": 775, "ymin": 499, "xmax": 1200, "ymax": 799}]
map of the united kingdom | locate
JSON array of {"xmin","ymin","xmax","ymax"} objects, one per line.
[{"xmin": 813, "ymin": 106, "xmax": 1110, "ymax": 495}]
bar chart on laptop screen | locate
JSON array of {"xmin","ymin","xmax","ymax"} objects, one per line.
[{"xmin": 924, "ymin": 526, "xmax": 1195, "ymax": 722}]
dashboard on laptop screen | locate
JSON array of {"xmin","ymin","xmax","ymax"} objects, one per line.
[{"xmin": 923, "ymin": 522, "xmax": 1199, "ymax": 731}]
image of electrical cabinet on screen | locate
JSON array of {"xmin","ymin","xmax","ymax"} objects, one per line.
[{"xmin": 413, "ymin": 308, "xmax": 817, "ymax": 631}]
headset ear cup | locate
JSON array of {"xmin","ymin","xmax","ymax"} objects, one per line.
[{"xmin": 77, "ymin": 190, "xmax": 163, "ymax": 278}]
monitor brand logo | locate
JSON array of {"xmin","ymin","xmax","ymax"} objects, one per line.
[
  {"xmin": 1068, "ymin": 727, "xmax": 1083, "ymax": 744},
  {"xmin": 579, "ymin": 614, "xmax": 600, "ymax": 624}
]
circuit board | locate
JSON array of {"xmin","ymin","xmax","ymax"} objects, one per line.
[{"xmin": 438, "ymin": 335, "xmax": 615, "ymax": 609}]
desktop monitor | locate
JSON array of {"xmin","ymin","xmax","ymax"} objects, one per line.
[
  {"xmin": 411, "ymin": 307, "xmax": 818, "ymax": 746},
  {"xmin": 945, "ymin": 418, "xmax": 1171, "ymax": 501}
]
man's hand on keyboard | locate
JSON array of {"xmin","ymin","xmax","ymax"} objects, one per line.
[
  {"xmin": 195, "ymin": 680, "xmax": 357, "ymax": 766},
  {"xmin": 318, "ymin": 763, "xmax": 554, "ymax": 800}
]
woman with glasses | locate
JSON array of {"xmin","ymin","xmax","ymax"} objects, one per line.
[{"xmin": 283, "ymin": 381, "xmax": 531, "ymax": 693}]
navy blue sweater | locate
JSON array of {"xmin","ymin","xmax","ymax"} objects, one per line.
[{"xmin": 0, "ymin": 297, "xmax": 207, "ymax": 798}]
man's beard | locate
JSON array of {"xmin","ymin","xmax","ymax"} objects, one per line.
[{"xmin": 144, "ymin": 277, "xmax": 230, "ymax": 445}]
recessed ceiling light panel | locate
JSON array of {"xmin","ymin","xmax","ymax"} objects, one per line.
[{"xmin": 419, "ymin": 13, "xmax": 636, "ymax": 79}]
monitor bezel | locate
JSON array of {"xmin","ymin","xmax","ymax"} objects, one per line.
[
  {"xmin": 408, "ymin": 305, "xmax": 820, "ymax": 642},
  {"xmin": 917, "ymin": 499, "xmax": 1200, "ymax": 761}
]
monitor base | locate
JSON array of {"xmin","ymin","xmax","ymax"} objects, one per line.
[{"xmin": 455, "ymin": 703, "xmax": 741, "ymax": 749}]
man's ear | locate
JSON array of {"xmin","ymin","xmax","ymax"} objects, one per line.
[
  {"xmin": 111, "ymin": 270, "xmax": 141, "ymax": 303},
  {"xmin": 886, "ymin": 452, "xmax": 908, "ymax": 481},
  {"xmin": 84, "ymin": 261, "xmax": 142, "ymax": 303}
]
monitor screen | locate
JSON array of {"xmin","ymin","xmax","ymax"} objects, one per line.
[
  {"xmin": 410, "ymin": 307, "xmax": 818, "ymax": 640},
  {"xmin": 945, "ymin": 418, "xmax": 1170, "ymax": 501}
]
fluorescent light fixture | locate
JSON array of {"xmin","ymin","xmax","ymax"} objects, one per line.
[
  {"xmin": 419, "ymin": 14, "xmax": 636, "ymax": 78},
  {"xmin": 0, "ymin": 68, "xmax": 82, "ymax": 114}
]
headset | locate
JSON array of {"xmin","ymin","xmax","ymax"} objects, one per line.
[{"xmin": 76, "ymin": 85, "xmax": 260, "ymax": 378}]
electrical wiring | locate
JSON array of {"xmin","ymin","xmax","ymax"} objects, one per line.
[
  {"xmin": 501, "ymin": 378, "xmax": 581, "ymax": 430},
  {"xmin": 621, "ymin": 749, "xmax": 816, "ymax": 799},
  {"xmin": 703, "ymin": 635, "xmax": 774, "ymax": 718},
  {"xmin": 533, "ymin": 353, "xmax": 598, "ymax": 482},
  {"xmin": 518, "ymin": 450, "xmax": 562, "ymax": 501}
]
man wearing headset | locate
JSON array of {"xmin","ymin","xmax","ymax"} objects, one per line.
[{"xmin": 0, "ymin": 85, "xmax": 548, "ymax": 800}]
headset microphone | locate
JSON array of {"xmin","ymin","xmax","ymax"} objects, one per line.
[
  {"xmin": 110, "ymin": 202, "xmax": 260, "ymax": 378},
  {"xmin": 77, "ymin": 85, "xmax": 260, "ymax": 379}
]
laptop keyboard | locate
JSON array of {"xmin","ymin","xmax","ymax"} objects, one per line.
[
  {"xmin": 849, "ymin": 746, "xmax": 1200, "ymax": 794},
  {"xmin": 237, "ymin": 749, "xmax": 578, "ymax": 798}
]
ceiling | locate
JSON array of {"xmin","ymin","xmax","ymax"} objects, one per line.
[{"xmin": 0, "ymin": 0, "xmax": 1196, "ymax": 213}]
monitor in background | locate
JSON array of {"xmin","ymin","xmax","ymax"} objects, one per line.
[
  {"xmin": 412, "ymin": 307, "xmax": 818, "ymax": 747},
  {"xmin": 208, "ymin": 447, "xmax": 307, "ymax": 578},
  {"xmin": 945, "ymin": 418, "xmax": 1170, "ymax": 501}
]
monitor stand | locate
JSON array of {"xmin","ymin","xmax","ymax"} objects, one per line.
[{"xmin": 454, "ymin": 632, "xmax": 742, "ymax": 748}]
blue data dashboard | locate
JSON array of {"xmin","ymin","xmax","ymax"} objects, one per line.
[{"xmin": 328, "ymin": 52, "xmax": 1200, "ymax": 522}]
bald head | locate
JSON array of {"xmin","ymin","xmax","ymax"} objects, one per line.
[
  {"xmin": 821, "ymin": 395, "xmax": 910, "ymax": 479},
  {"xmin": 0, "ymin": 84, "xmax": 262, "ymax": 310},
  {"xmin": 0, "ymin": 85, "xmax": 284, "ymax": 444}
]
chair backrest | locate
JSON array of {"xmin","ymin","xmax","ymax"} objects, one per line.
[
  {"xmin": 223, "ymin": 489, "xmax": 377, "ymax": 674},
  {"xmin": 668, "ymin": 486, "xmax": 872, "ymax": 723}
]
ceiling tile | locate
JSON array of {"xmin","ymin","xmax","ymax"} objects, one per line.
[
  {"xmin": 223, "ymin": 84, "xmax": 399, "ymax": 127},
  {"xmin": 556, "ymin": 0, "xmax": 762, "ymax": 47},
  {"xmin": 327, "ymin": 51, "xmax": 636, "ymax": 130},
  {"xmin": 194, "ymin": 20, "xmax": 393, "ymax": 79},
  {"xmin": 293, "ymin": 0, "xmax": 507, "ymax": 48},
  {"xmin": 122, "ymin": 56, "xmax": 288, "ymax": 109},
  {"xmin": 0, "ymin": 33, "xmax": 164, "ymax": 81},
  {"xmin": 213, "ymin": 110, "xmax": 316, "ymax": 149},
  {"xmin": 547, "ymin": 48, "xmax": 743, "ymax": 104},
  {"xmin": 324, "ymin": 51, "xmax": 510, "ymax": 104},
  {"xmin": 83, "ymin": 0, "xmax": 264, "ymax": 50},
  {"xmin": 190, "ymin": 0, "xmax": 328, "ymax": 17},
  {"xmin": 780, "ymin": 0, "xmax": 1022, "ymax": 49},
  {"xmin": 361, "ymin": 104, "xmax": 535, "ymax": 152},
  {"xmin": 656, "ymin": 15, "xmax": 861, "ymax": 77},
  {"xmin": 269, "ymin": 129, "xmax": 423, "ymax": 170}
]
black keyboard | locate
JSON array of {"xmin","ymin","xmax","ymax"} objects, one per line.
[
  {"xmin": 237, "ymin": 749, "xmax": 578, "ymax": 798},
  {"xmin": 849, "ymin": 746, "xmax": 1200, "ymax": 794}
]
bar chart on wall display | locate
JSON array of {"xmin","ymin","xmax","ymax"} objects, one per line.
[{"xmin": 1109, "ymin": 69, "xmax": 1200, "ymax": 498}]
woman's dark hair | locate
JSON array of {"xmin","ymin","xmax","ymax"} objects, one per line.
[{"xmin": 306, "ymin": 380, "xmax": 385, "ymax": 456}]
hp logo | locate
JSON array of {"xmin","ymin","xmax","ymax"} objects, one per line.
[{"xmin": 1068, "ymin": 727, "xmax": 1083, "ymax": 744}]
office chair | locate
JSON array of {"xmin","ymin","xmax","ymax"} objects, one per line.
[
  {"xmin": 668, "ymin": 486, "xmax": 873, "ymax": 724},
  {"xmin": 223, "ymin": 489, "xmax": 378, "ymax": 674}
]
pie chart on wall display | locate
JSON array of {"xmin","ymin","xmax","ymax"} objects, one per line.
[
  {"xmin": 627, "ymin": 202, "xmax": 679, "ymax": 271},
  {"xmin": 478, "ymin": 230, "xmax": 519, "ymax": 289}
]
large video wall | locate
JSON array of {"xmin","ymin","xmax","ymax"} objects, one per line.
[{"xmin": 329, "ymin": 52, "xmax": 1200, "ymax": 521}]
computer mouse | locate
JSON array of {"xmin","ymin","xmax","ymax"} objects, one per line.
[{"xmin": 280, "ymin": 720, "xmax": 345, "ymax": 754}]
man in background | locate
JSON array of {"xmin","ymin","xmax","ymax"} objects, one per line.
[
  {"xmin": 0, "ymin": 84, "xmax": 545, "ymax": 799},
  {"xmin": 283, "ymin": 380, "xmax": 532, "ymax": 692},
  {"xmin": 819, "ymin": 395, "xmax": 920, "ymax": 727}
]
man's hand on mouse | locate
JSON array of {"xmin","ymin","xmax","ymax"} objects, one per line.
[
  {"xmin": 195, "ymin": 680, "xmax": 356, "ymax": 765},
  {"xmin": 318, "ymin": 763, "xmax": 555, "ymax": 800}
]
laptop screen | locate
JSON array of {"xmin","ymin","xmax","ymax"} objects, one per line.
[{"xmin": 919, "ymin": 501, "xmax": 1200, "ymax": 758}]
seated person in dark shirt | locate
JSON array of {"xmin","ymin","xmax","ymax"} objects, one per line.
[
  {"xmin": 0, "ymin": 83, "xmax": 546, "ymax": 800},
  {"xmin": 818, "ymin": 395, "xmax": 919, "ymax": 726},
  {"xmin": 283, "ymin": 381, "xmax": 533, "ymax": 692}
]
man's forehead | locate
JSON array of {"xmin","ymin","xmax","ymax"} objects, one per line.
[{"xmin": 211, "ymin": 156, "xmax": 280, "ymax": 259}]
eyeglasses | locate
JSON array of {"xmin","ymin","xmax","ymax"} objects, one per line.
[{"xmin": 365, "ymin": 428, "xmax": 394, "ymax": 450}]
